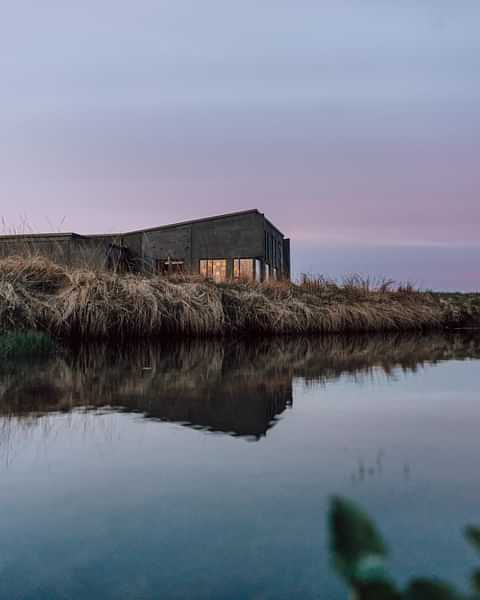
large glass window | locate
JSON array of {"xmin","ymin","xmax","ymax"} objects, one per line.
[
  {"xmin": 200, "ymin": 259, "xmax": 227, "ymax": 283},
  {"xmin": 233, "ymin": 258, "xmax": 254, "ymax": 281}
]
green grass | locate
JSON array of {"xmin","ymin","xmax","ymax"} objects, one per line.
[{"xmin": 0, "ymin": 331, "xmax": 56, "ymax": 359}]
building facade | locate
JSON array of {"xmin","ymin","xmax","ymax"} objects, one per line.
[{"xmin": 0, "ymin": 210, "xmax": 291, "ymax": 282}]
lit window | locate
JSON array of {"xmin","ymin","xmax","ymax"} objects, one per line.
[
  {"xmin": 199, "ymin": 259, "xmax": 227, "ymax": 283},
  {"xmin": 233, "ymin": 258, "xmax": 254, "ymax": 281}
]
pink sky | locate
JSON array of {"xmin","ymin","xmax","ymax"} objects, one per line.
[{"xmin": 1, "ymin": 1, "xmax": 479, "ymax": 289}]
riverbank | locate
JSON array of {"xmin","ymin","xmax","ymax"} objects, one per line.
[{"xmin": 1, "ymin": 256, "xmax": 479, "ymax": 339}]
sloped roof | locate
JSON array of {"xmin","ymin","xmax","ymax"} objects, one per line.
[{"xmin": 0, "ymin": 209, "xmax": 287, "ymax": 240}]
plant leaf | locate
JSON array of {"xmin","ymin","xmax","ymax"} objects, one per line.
[
  {"xmin": 471, "ymin": 569, "xmax": 480, "ymax": 594},
  {"xmin": 329, "ymin": 496, "xmax": 388, "ymax": 585},
  {"xmin": 355, "ymin": 580, "xmax": 400, "ymax": 600},
  {"xmin": 466, "ymin": 527, "xmax": 480, "ymax": 553},
  {"xmin": 405, "ymin": 579, "xmax": 465, "ymax": 600}
]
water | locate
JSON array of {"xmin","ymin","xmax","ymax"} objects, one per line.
[{"xmin": 0, "ymin": 333, "xmax": 479, "ymax": 599}]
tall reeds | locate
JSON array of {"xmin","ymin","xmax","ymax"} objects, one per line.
[{"xmin": 0, "ymin": 256, "xmax": 478, "ymax": 339}]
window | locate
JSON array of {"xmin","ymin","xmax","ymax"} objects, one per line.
[
  {"xmin": 255, "ymin": 259, "xmax": 262, "ymax": 283},
  {"xmin": 156, "ymin": 259, "xmax": 185, "ymax": 275},
  {"xmin": 265, "ymin": 232, "xmax": 272, "ymax": 263},
  {"xmin": 265, "ymin": 264, "xmax": 270, "ymax": 281},
  {"xmin": 199, "ymin": 259, "xmax": 227, "ymax": 283},
  {"xmin": 234, "ymin": 258, "xmax": 254, "ymax": 281}
]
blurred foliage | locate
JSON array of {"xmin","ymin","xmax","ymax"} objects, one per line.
[
  {"xmin": 0, "ymin": 330, "xmax": 55, "ymax": 359},
  {"xmin": 329, "ymin": 497, "xmax": 480, "ymax": 600}
]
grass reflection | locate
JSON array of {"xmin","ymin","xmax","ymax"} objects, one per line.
[{"xmin": 0, "ymin": 332, "xmax": 479, "ymax": 446}]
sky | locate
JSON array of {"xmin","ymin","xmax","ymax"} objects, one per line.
[{"xmin": 1, "ymin": 1, "xmax": 479, "ymax": 290}]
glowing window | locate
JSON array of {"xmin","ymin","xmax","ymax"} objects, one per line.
[
  {"xmin": 199, "ymin": 259, "xmax": 227, "ymax": 283},
  {"xmin": 233, "ymin": 259, "xmax": 254, "ymax": 281}
]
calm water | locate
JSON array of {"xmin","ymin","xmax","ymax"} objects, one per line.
[{"xmin": 0, "ymin": 333, "xmax": 479, "ymax": 599}]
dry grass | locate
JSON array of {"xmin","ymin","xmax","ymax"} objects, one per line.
[
  {"xmin": 0, "ymin": 256, "xmax": 479, "ymax": 339},
  {"xmin": 54, "ymin": 270, "xmax": 224, "ymax": 337}
]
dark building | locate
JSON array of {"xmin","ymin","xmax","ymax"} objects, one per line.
[{"xmin": 0, "ymin": 209, "xmax": 290, "ymax": 282}]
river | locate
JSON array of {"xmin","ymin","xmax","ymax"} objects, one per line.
[{"xmin": 0, "ymin": 333, "xmax": 479, "ymax": 599}]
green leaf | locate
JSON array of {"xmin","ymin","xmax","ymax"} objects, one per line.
[
  {"xmin": 405, "ymin": 579, "xmax": 465, "ymax": 600},
  {"xmin": 329, "ymin": 496, "xmax": 389, "ymax": 585},
  {"xmin": 471, "ymin": 569, "xmax": 480, "ymax": 594},
  {"xmin": 355, "ymin": 580, "xmax": 400, "ymax": 600},
  {"xmin": 466, "ymin": 527, "xmax": 480, "ymax": 553}
]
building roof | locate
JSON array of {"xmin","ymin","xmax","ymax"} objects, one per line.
[
  {"xmin": 0, "ymin": 232, "xmax": 85, "ymax": 241},
  {"xmin": 0, "ymin": 209, "xmax": 287, "ymax": 241},
  {"xmin": 118, "ymin": 209, "xmax": 261, "ymax": 236}
]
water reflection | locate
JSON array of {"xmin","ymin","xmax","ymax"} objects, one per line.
[
  {"xmin": 0, "ymin": 332, "xmax": 479, "ymax": 443},
  {"xmin": 0, "ymin": 333, "xmax": 479, "ymax": 599}
]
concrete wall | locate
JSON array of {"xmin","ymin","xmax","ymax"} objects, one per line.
[
  {"xmin": 143, "ymin": 225, "xmax": 192, "ymax": 269},
  {"xmin": 0, "ymin": 233, "xmax": 140, "ymax": 271},
  {"xmin": 121, "ymin": 232, "xmax": 143, "ymax": 261},
  {"xmin": 264, "ymin": 220, "xmax": 288, "ymax": 278},
  {"xmin": 69, "ymin": 237, "xmax": 110, "ymax": 269},
  {"xmin": 0, "ymin": 235, "xmax": 76, "ymax": 264},
  {"xmin": 191, "ymin": 211, "xmax": 264, "ymax": 273},
  {"xmin": 138, "ymin": 211, "xmax": 267, "ymax": 275},
  {"xmin": 283, "ymin": 238, "xmax": 291, "ymax": 280},
  {"xmin": 85, "ymin": 233, "xmax": 143, "ymax": 269}
]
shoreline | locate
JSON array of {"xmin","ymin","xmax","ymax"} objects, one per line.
[{"xmin": 1, "ymin": 256, "xmax": 479, "ymax": 340}]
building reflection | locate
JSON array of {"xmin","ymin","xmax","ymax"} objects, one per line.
[{"xmin": 0, "ymin": 332, "xmax": 479, "ymax": 441}]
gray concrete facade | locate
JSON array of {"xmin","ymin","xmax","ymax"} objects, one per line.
[{"xmin": 0, "ymin": 210, "xmax": 291, "ymax": 281}]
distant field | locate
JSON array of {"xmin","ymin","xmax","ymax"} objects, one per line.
[{"xmin": 0, "ymin": 255, "xmax": 479, "ymax": 339}]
